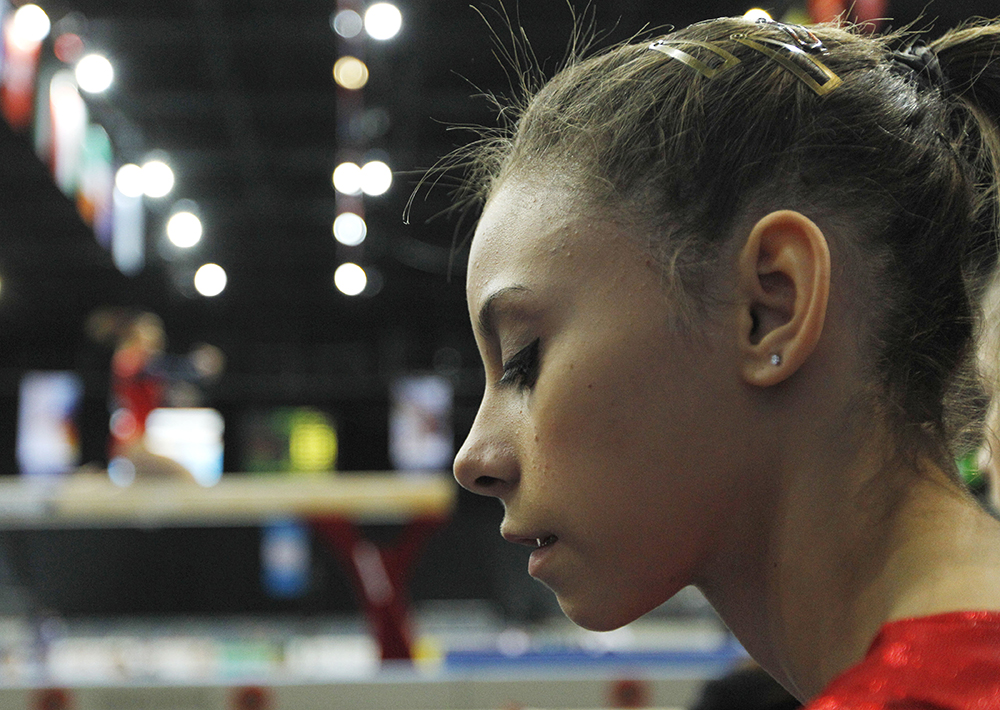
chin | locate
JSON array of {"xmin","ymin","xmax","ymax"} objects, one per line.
[{"xmin": 558, "ymin": 596, "xmax": 646, "ymax": 632}]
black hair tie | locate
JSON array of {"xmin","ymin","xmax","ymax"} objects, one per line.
[{"xmin": 892, "ymin": 41, "xmax": 947, "ymax": 91}]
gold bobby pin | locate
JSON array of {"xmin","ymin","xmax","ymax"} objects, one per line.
[
  {"xmin": 731, "ymin": 35, "xmax": 842, "ymax": 96},
  {"xmin": 648, "ymin": 39, "xmax": 741, "ymax": 80}
]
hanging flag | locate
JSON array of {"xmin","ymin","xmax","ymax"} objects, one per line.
[
  {"xmin": 78, "ymin": 123, "xmax": 114, "ymax": 247},
  {"xmin": 1, "ymin": 13, "xmax": 42, "ymax": 131},
  {"xmin": 49, "ymin": 69, "xmax": 87, "ymax": 196}
]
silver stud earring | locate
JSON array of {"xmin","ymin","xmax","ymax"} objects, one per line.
[{"xmin": 770, "ymin": 353, "xmax": 782, "ymax": 366}]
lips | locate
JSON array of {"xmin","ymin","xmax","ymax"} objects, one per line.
[
  {"xmin": 502, "ymin": 529, "xmax": 558, "ymax": 548},
  {"xmin": 500, "ymin": 527, "xmax": 560, "ymax": 577}
]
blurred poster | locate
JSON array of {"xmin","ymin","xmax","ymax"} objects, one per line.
[
  {"xmin": 242, "ymin": 407, "xmax": 337, "ymax": 474},
  {"xmin": 17, "ymin": 371, "xmax": 83, "ymax": 477},
  {"xmin": 389, "ymin": 374, "xmax": 453, "ymax": 471}
]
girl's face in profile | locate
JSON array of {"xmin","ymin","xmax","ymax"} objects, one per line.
[{"xmin": 455, "ymin": 177, "xmax": 763, "ymax": 630}]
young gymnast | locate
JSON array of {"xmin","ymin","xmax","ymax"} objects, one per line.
[{"xmin": 452, "ymin": 12, "xmax": 1000, "ymax": 707}]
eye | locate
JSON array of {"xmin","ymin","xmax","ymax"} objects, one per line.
[{"xmin": 499, "ymin": 338, "xmax": 540, "ymax": 389}]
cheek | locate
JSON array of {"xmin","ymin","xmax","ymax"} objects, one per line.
[
  {"xmin": 530, "ymin": 349, "xmax": 672, "ymax": 489},
  {"xmin": 528, "ymin": 339, "xmax": 734, "ymax": 517}
]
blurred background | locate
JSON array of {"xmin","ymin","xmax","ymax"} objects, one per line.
[{"xmin": 0, "ymin": 0, "xmax": 992, "ymax": 707}]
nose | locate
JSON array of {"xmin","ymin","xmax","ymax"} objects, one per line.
[{"xmin": 453, "ymin": 399, "xmax": 519, "ymax": 498}]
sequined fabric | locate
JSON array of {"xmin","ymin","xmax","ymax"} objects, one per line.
[{"xmin": 806, "ymin": 611, "xmax": 1000, "ymax": 709}]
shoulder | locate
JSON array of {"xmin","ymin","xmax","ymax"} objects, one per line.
[{"xmin": 805, "ymin": 612, "xmax": 1000, "ymax": 710}]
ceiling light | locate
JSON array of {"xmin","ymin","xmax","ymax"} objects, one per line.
[
  {"xmin": 332, "ymin": 10, "xmax": 363, "ymax": 38},
  {"xmin": 333, "ymin": 162, "xmax": 362, "ymax": 195},
  {"xmin": 166, "ymin": 211, "xmax": 203, "ymax": 248},
  {"xmin": 75, "ymin": 54, "xmax": 114, "ymax": 93},
  {"xmin": 333, "ymin": 56, "xmax": 368, "ymax": 90},
  {"xmin": 334, "ymin": 263, "xmax": 367, "ymax": 296},
  {"xmin": 360, "ymin": 160, "xmax": 392, "ymax": 196},
  {"xmin": 115, "ymin": 164, "xmax": 144, "ymax": 198},
  {"xmin": 10, "ymin": 4, "xmax": 51, "ymax": 50},
  {"xmin": 743, "ymin": 8, "xmax": 773, "ymax": 21},
  {"xmin": 194, "ymin": 263, "xmax": 227, "ymax": 297},
  {"xmin": 333, "ymin": 212, "xmax": 367, "ymax": 246},
  {"xmin": 364, "ymin": 3, "xmax": 402, "ymax": 41},
  {"xmin": 141, "ymin": 159, "xmax": 174, "ymax": 198}
]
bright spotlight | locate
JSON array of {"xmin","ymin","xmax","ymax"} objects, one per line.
[
  {"xmin": 333, "ymin": 162, "xmax": 362, "ymax": 195},
  {"xmin": 167, "ymin": 211, "xmax": 203, "ymax": 248},
  {"xmin": 115, "ymin": 163, "xmax": 144, "ymax": 198},
  {"xmin": 75, "ymin": 54, "xmax": 114, "ymax": 93},
  {"xmin": 332, "ymin": 9, "xmax": 363, "ymax": 38},
  {"xmin": 334, "ymin": 262, "xmax": 367, "ymax": 296},
  {"xmin": 365, "ymin": 3, "xmax": 402, "ymax": 41},
  {"xmin": 333, "ymin": 56, "xmax": 369, "ymax": 90},
  {"xmin": 142, "ymin": 160, "xmax": 174, "ymax": 198},
  {"xmin": 333, "ymin": 212, "xmax": 367, "ymax": 246},
  {"xmin": 10, "ymin": 4, "xmax": 51, "ymax": 50},
  {"xmin": 743, "ymin": 8, "xmax": 773, "ymax": 22},
  {"xmin": 194, "ymin": 263, "xmax": 227, "ymax": 297},
  {"xmin": 360, "ymin": 160, "xmax": 392, "ymax": 196}
]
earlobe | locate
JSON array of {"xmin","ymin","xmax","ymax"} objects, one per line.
[{"xmin": 736, "ymin": 210, "xmax": 831, "ymax": 387}]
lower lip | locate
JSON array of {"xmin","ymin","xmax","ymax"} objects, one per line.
[{"xmin": 527, "ymin": 540, "xmax": 556, "ymax": 577}]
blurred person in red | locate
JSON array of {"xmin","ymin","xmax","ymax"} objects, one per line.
[{"xmin": 89, "ymin": 308, "xmax": 223, "ymax": 478}]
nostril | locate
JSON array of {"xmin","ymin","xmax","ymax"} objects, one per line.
[{"xmin": 475, "ymin": 475, "xmax": 503, "ymax": 490}]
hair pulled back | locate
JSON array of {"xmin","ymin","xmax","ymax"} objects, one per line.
[{"xmin": 463, "ymin": 16, "xmax": 1000, "ymax": 467}]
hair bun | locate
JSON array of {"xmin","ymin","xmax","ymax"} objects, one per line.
[{"xmin": 892, "ymin": 41, "xmax": 947, "ymax": 90}]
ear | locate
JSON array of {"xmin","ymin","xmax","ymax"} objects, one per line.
[{"xmin": 735, "ymin": 210, "xmax": 830, "ymax": 387}]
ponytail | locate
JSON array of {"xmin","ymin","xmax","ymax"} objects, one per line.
[
  {"xmin": 932, "ymin": 22, "xmax": 1000, "ymax": 483},
  {"xmin": 932, "ymin": 23, "xmax": 1000, "ymax": 284}
]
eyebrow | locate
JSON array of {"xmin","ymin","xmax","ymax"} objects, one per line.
[{"xmin": 476, "ymin": 285, "xmax": 532, "ymax": 339}]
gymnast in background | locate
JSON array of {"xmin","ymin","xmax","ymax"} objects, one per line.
[{"xmin": 87, "ymin": 308, "xmax": 223, "ymax": 478}]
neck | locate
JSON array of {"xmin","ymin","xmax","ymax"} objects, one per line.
[{"xmin": 696, "ymin": 427, "xmax": 1000, "ymax": 701}]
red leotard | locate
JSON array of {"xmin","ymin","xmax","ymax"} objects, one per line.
[{"xmin": 806, "ymin": 611, "xmax": 1000, "ymax": 709}]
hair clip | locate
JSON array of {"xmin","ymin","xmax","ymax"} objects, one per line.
[
  {"xmin": 754, "ymin": 16, "xmax": 826, "ymax": 53},
  {"xmin": 648, "ymin": 39, "xmax": 741, "ymax": 80},
  {"xmin": 731, "ymin": 35, "xmax": 842, "ymax": 96}
]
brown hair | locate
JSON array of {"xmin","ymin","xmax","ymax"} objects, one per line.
[{"xmin": 460, "ymin": 16, "xmax": 1000, "ymax": 468}]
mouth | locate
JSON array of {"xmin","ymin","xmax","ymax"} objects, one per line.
[
  {"xmin": 502, "ymin": 530, "xmax": 559, "ymax": 549},
  {"xmin": 535, "ymin": 535, "xmax": 557, "ymax": 548}
]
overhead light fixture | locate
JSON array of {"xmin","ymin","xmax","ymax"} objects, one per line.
[
  {"xmin": 10, "ymin": 4, "xmax": 51, "ymax": 50},
  {"xmin": 364, "ymin": 3, "xmax": 402, "ymax": 41},
  {"xmin": 334, "ymin": 262, "xmax": 367, "ymax": 296},
  {"xmin": 333, "ymin": 212, "xmax": 367, "ymax": 246},
  {"xmin": 194, "ymin": 263, "xmax": 227, "ymax": 297},
  {"xmin": 743, "ymin": 8, "xmax": 773, "ymax": 21},
  {"xmin": 333, "ymin": 56, "xmax": 368, "ymax": 90},
  {"xmin": 360, "ymin": 160, "xmax": 392, "ymax": 196},
  {"xmin": 166, "ymin": 210, "xmax": 203, "ymax": 248},
  {"xmin": 115, "ymin": 164, "xmax": 144, "ymax": 198},
  {"xmin": 75, "ymin": 53, "xmax": 114, "ymax": 94},
  {"xmin": 141, "ymin": 159, "xmax": 174, "ymax": 198},
  {"xmin": 332, "ymin": 9, "xmax": 363, "ymax": 39},
  {"xmin": 333, "ymin": 162, "xmax": 363, "ymax": 195}
]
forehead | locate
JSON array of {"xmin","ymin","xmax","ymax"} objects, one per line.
[{"xmin": 467, "ymin": 179, "xmax": 604, "ymax": 301}]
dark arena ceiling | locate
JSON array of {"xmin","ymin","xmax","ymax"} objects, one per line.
[{"xmin": 0, "ymin": 0, "xmax": 988, "ymax": 471}]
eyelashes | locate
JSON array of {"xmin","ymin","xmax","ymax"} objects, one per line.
[{"xmin": 499, "ymin": 338, "xmax": 540, "ymax": 389}]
